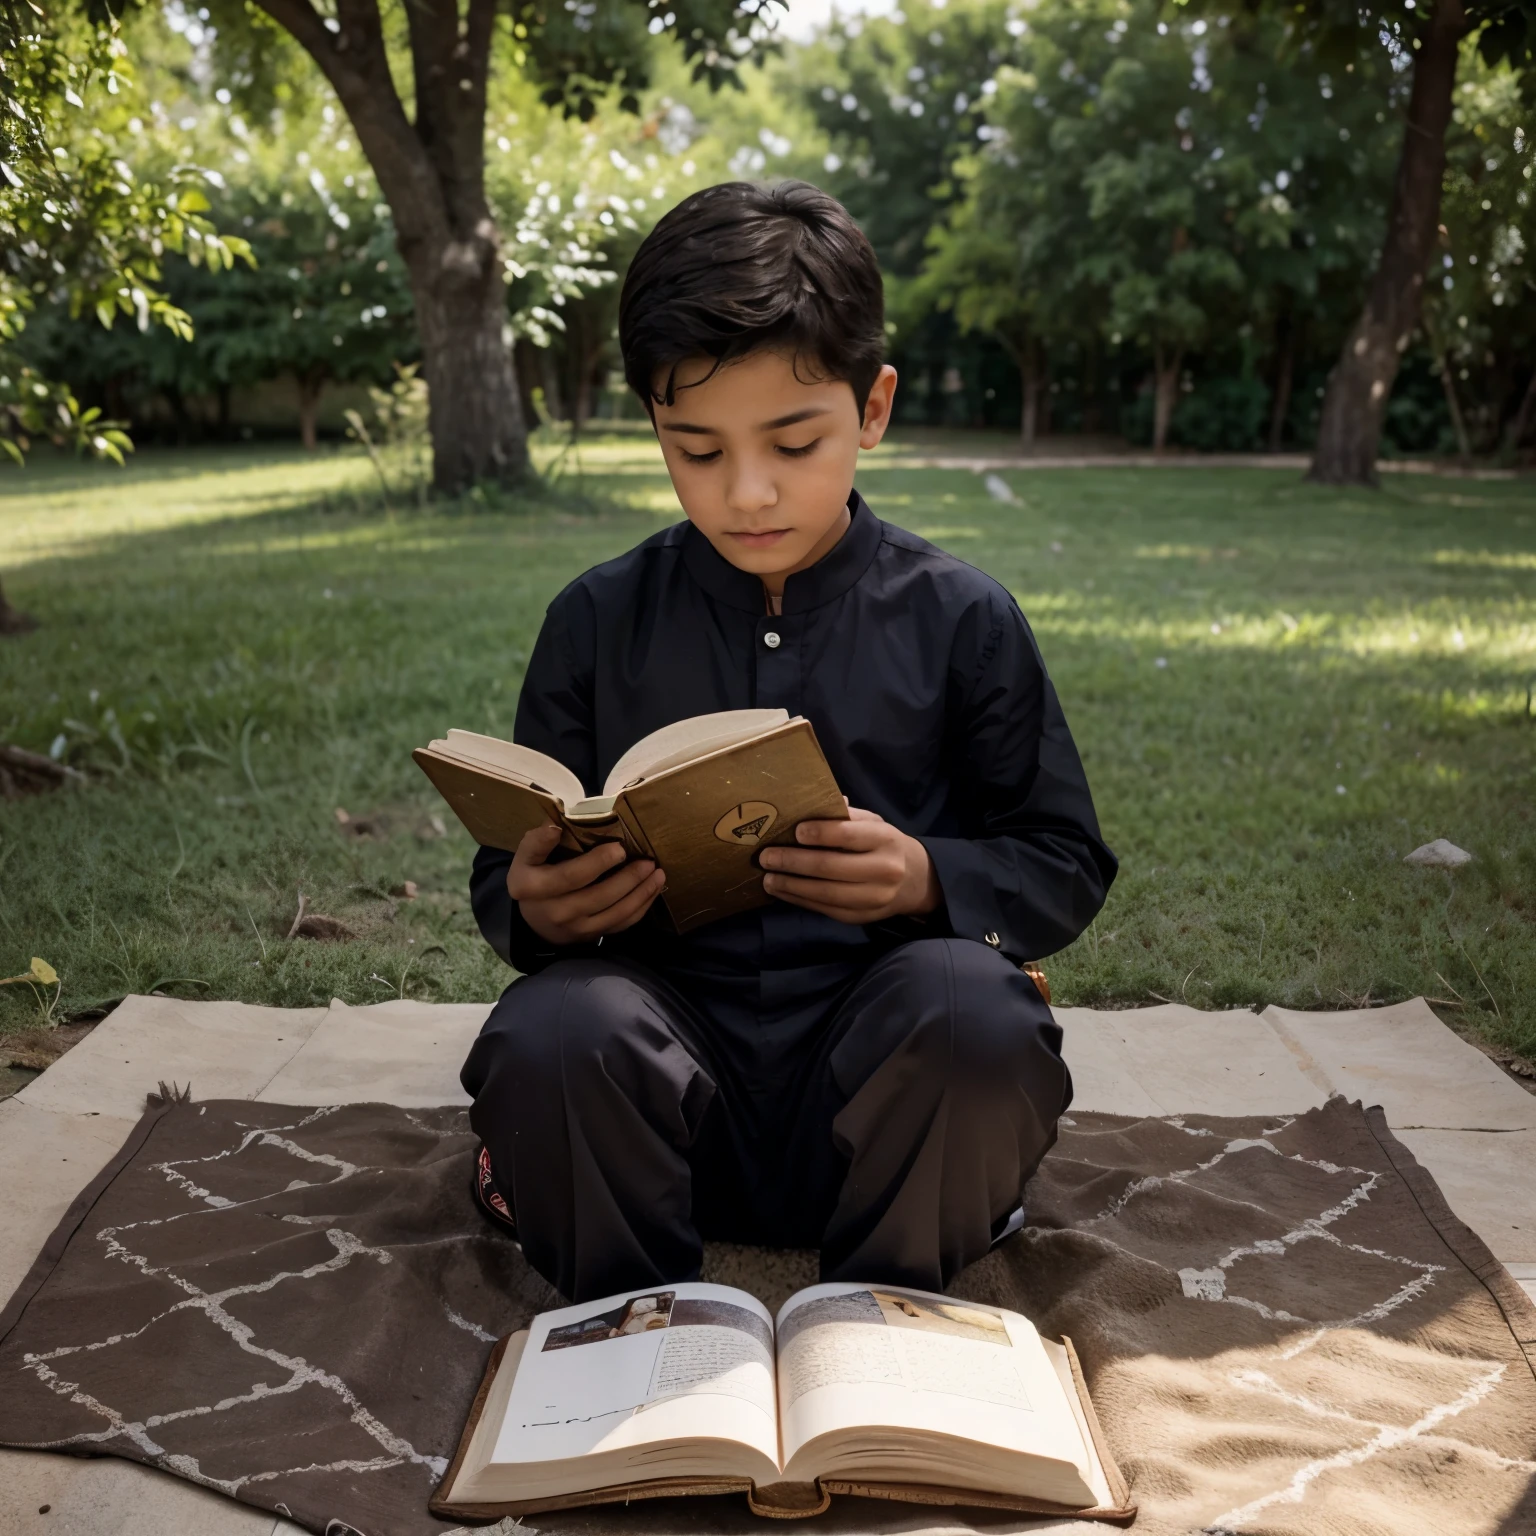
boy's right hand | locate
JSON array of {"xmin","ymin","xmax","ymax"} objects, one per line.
[{"xmin": 507, "ymin": 825, "xmax": 667, "ymax": 945}]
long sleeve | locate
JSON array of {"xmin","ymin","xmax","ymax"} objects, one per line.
[
  {"xmin": 470, "ymin": 589, "xmax": 603, "ymax": 975},
  {"xmin": 917, "ymin": 593, "xmax": 1116, "ymax": 963},
  {"xmin": 463, "ymin": 502, "xmax": 1114, "ymax": 980}
]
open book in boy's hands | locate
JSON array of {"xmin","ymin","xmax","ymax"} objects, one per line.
[
  {"xmin": 432, "ymin": 1281, "xmax": 1134, "ymax": 1523},
  {"xmin": 412, "ymin": 710, "xmax": 848, "ymax": 933}
]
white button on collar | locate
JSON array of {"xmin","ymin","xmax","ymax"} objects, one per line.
[{"xmin": 763, "ymin": 631, "xmax": 782, "ymax": 649}]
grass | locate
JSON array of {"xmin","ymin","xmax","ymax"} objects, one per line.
[{"xmin": 1, "ymin": 434, "xmax": 1533, "ymax": 1059}]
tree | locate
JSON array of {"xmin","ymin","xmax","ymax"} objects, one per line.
[
  {"xmin": 916, "ymin": 208, "xmax": 1051, "ymax": 446},
  {"xmin": 0, "ymin": 0, "xmax": 247, "ymax": 633},
  {"xmin": 922, "ymin": 0, "xmax": 1409, "ymax": 451},
  {"xmin": 1421, "ymin": 52, "xmax": 1536, "ymax": 453},
  {"xmin": 797, "ymin": 0, "xmax": 1018, "ymax": 272},
  {"xmin": 202, "ymin": 0, "xmax": 780, "ymax": 492},
  {"xmin": 194, "ymin": 123, "xmax": 418, "ymax": 448},
  {"xmin": 1235, "ymin": 0, "xmax": 1536, "ymax": 483},
  {"xmin": 19, "ymin": 20, "xmax": 783, "ymax": 452},
  {"xmin": 24, "ymin": 112, "xmax": 419, "ymax": 444},
  {"xmin": 797, "ymin": 0, "xmax": 1034, "ymax": 427},
  {"xmin": 937, "ymin": 0, "xmax": 1273, "ymax": 450}
]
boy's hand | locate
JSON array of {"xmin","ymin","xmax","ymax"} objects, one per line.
[
  {"xmin": 758, "ymin": 807, "xmax": 941, "ymax": 924},
  {"xmin": 508, "ymin": 825, "xmax": 667, "ymax": 945}
]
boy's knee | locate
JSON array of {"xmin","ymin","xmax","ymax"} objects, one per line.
[
  {"xmin": 462, "ymin": 960, "xmax": 652, "ymax": 1093},
  {"xmin": 840, "ymin": 937, "xmax": 1061, "ymax": 1089}
]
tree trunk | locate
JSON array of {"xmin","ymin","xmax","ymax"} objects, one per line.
[
  {"xmin": 1504, "ymin": 367, "xmax": 1536, "ymax": 453},
  {"xmin": 1267, "ymin": 297, "xmax": 1296, "ymax": 452},
  {"xmin": 570, "ymin": 317, "xmax": 598, "ymax": 438},
  {"xmin": 298, "ymin": 371, "xmax": 323, "ymax": 451},
  {"xmin": 1307, "ymin": 0, "xmax": 1469, "ymax": 485},
  {"xmin": 165, "ymin": 384, "xmax": 190, "ymax": 446},
  {"xmin": 255, "ymin": 0, "xmax": 528, "ymax": 495},
  {"xmin": 1081, "ymin": 339, "xmax": 1102, "ymax": 435},
  {"xmin": 0, "ymin": 577, "xmax": 36, "ymax": 636},
  {"xmin": 1020, "ymin": 332, "xmax": 1042, "ymax": 450},
  {"xmin": 409, "ymin": 253, "xmax": 526, "ymax": 488},
  {"xmin": 1152, "ymin": 346, "xmax": 1183, "ymax": 453},
  {"xmin": 512, "ymin": 340, "xmax": 544, "ymax": 432},
  {"xmin": 1435, "ymin": 344, "xmax": 1472, "ymax": 462},
  {"xmin": 539, "ymin": 345, "xmax": 565, "ymax": 424}
]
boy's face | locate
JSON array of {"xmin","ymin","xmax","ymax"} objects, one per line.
[{"xmin": 652, "ymin": 349, "xmax": 898, "ymax": 591}]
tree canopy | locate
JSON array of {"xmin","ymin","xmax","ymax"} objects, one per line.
[{"xmin": 5, "ymin": 0, "xmax": 1533, "ymax": 481}]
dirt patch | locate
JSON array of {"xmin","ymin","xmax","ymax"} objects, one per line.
[
  {"xmin": 0, "ymin": 1020, "xmax": 99, "ymax": 1072},
  {"xmin": 333, "ymin": 805, "xmax": 448, "ymax": 842}
]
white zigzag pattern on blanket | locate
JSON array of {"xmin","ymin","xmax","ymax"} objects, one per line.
[
  {"xmin": 8, "ymin": 1110, "xmax": 493, "ymax": 1501},
  {"xmin": 1203, "ymin": 1364, "xmax": 1508, "ymax": 1535},
  {"xmin": 1069, "ymin": 1118, "xmax": 1521, "ymax": 1532}
]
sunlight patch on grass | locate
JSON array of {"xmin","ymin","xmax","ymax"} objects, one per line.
[
  {"xmin": 1430, "ymin": 548, "xmax": 1536, "ymax": 571},
  {"xmin": 0, "ymin": 450, "xmax": 380, "ymax": 568},
  {"xmin": 1131, "ymin": 543, "xmax": 1244, "ymax": 562}
]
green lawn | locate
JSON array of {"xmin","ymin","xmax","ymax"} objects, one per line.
[{"xmin": 2, "ymin": 436, "xmax": 1533, "ymax": 1059}]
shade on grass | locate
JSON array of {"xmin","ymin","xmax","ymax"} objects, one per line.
[{"xmin": 1, "ymin": 436, "xmax": 1532, "ymax": 1057}]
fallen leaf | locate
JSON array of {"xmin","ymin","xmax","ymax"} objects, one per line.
[{"xmin": 0, "ymin": 957, "xmax": 58, "ymax": 987}]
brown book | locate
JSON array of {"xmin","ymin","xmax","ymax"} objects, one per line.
[
  {"xmin": 412, "ymin": 710, "xmax": 848, "ymax": 934},
  {"xmin": 431, "ymin": 1282, "xmax": 1134, "ymax": 1523}
]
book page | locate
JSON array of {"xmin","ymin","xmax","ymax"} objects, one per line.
[
  {"xmin": 1043, "ymin": 1338, "xmax": 1117, "ymax": 1511},
  {"xmin": 602, "ymin": 709, "xmax": 789, "ymax": 796},
  {"xmin": 438, "ymin": 730, "xmax": 586, "ymax": 807},
  {"xmin": 775, "ymin": 1284, "xmax": 1092, "ymax": 1494},
  {"xmin": 489, "ymin": 1283, "xmax": 780, "ymax": 1473}
]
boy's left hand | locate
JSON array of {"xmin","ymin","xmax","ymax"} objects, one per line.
[{"xmin": 759, "ymin": 807, "xmax": 941, "ymax": 924}]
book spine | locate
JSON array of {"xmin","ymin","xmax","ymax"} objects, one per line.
[
  {"xmin": 563, "ymin": 816, "xmax": 642, "ymax": 858},
  {"xmin": 611, "ymin": 799, "xmax": 656, "ymax": 862}
]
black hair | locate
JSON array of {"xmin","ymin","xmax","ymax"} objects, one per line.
[{"xmin": 619, "ymin": 180, "xmax": 886, "ymax": 413}]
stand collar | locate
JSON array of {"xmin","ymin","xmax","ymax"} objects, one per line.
[{"xmin": 680, "ymin": 490, "xmax": 883, "ymax": 615}]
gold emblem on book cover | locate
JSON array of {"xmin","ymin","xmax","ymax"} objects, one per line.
[{"xmin": 714, "ymin": 801, "xmax": 778, "ymax": 846}]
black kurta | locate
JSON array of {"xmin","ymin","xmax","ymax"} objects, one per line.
[
  {"xmin": 461, "ymin": 492, "xmax": 1118, "ymax": 1299},
  {"xmin": 470, "ymin": 490, "xmax": 1116, "ymax": 984}
]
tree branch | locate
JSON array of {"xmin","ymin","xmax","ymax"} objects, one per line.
[
  {"xmin": 402, "ymin": 0, "xmax": 497, "ymax": 237},
  {"xmin": 254, "ymin": 0, "xmax": 449, "ymax": 256}
]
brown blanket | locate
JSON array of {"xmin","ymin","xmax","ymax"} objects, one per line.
[{"xmin": 1, "ymin": 1097, "xmax": 1532, "ymax": 1536}]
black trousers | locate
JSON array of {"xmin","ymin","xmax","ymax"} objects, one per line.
[{"xmin": 461, "ymin": 937, "xmax": 1071, "ymax": 1302}]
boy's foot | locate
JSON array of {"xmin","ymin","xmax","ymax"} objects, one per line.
[{"xmin": 471, "ymin": 1143, "xmax": 520, "ymax": 1241}]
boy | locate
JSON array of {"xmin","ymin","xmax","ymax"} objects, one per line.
[{"xmin": 463, "ymin": 180, "xmax": 1116, "ymax": 1304}]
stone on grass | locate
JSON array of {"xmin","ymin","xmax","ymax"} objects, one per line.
[{"xmin": 1404, "ymin": 839, "xmax": 1473, "ymax": 868}]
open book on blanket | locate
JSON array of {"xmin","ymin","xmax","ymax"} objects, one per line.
[
  {"xmin": 412, "ymin": 709, "xmax": 848, "ymax": 933},
  {"xmin": 431, "ymin": 1281, "xmax": 1135, "ymax": 1523}
]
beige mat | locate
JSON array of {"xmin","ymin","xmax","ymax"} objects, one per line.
[
  {"xmin": 2, "ymin": 1095, "xmax": 1534, "ymax": 1536},
  {"xmin": 1, "ymin": 993, "xmax": 1533, "ymax": 1536}
]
